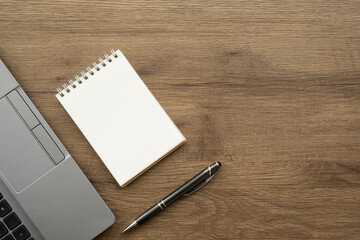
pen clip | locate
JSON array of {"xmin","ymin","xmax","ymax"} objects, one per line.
[{"xmin": 183, "ymin": 174, "xmax": 215, "ymax": 197}]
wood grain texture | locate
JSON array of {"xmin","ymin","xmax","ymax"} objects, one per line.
[{"xmin": 1, "ymin": 0, "xmax": 360, "ymax": 239}]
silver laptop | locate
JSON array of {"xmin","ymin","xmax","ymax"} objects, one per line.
[{"xmin": 0, "ymin": 59, "xmax": 115, "ymax": 240}]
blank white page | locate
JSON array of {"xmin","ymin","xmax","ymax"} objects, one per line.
[{"xmin": 56, "ymin": 50, "xmax": 185, "ymax": 187}]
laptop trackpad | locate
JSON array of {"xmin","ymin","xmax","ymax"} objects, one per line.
[{"xmin": 0, "ymin": 98, "xmax": 54, "ymax": 192}]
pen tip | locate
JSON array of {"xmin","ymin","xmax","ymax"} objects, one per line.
[{"xmin": 122, "ymin": 220, "xmax": 138, "ymax": 233}]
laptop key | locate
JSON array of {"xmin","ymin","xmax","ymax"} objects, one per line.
[
  {"xmin": 4, "ymin": 212, "xmax": 21, "ymax": 230},
  {"xmin": 13, "ymin": 225, "xmax": 30, "ymax": 240},
  {"xmin": 0, "ymin": 200, "xmax": 12, "ymax": 217},
  {"xmin": 3, "ymin": 235, "xmax": 15, "ymax": 240},
  {"xmin": 0, "ymin": 222, "xmax": 8, "ymax": 238}
]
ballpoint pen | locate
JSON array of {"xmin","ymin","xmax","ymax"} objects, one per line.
[{"xmin": 122, "ymin": 162, "xmax": 221, "ymax": 233}]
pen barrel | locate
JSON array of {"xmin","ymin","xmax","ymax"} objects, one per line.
[
  {"xmin": 130, "ymin": 162, "xmax": 221, "ymax": 229},
  {"xmin": 162, "ymin": 162, "xmax": 221, "ymax": 206},
  {"xmin": 135, "ymin": 203, "xmax": 163, "ymax": 225},
  {"xmin": 163, "ymin": 168, "xmax": 210, "ymax": 206}
]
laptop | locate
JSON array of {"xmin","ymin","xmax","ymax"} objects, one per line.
[{"xmin": 0, "ymin": 59, "xmax": 115, "ymax": 239}]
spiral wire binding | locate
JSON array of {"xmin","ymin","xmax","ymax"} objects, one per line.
[
  {"xmin": 86, "ymin": 66, "xmax": 94, "ymax": 75},
  {"xmin": 98, "ymin": 58, "xmax": 106, "ymax": 67},
  {"xmin": 80, "ymin": 70, "xmax": 88, "ymax": 80},
  {"xmin": 57, "ymin": 49, "xmax": 118, "ymax": 97}
]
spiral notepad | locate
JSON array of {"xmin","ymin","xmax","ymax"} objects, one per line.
[{"xmin": 56, "ymin": 50, "xmax": 186, "ymax": 187}]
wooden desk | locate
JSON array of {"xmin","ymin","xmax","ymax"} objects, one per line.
[{"xmin": 1, "ymin": 1, "xmax": 359, "ymax": 239}]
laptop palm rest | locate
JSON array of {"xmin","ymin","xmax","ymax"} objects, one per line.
[{"xmin": 0, "ymin": 98, "xmax": 54, "ymax": 192}]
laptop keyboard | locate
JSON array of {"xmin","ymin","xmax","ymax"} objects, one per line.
[{"xmin": 0, "ymin": 193, "xmax": 33, "ymax": 240}]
